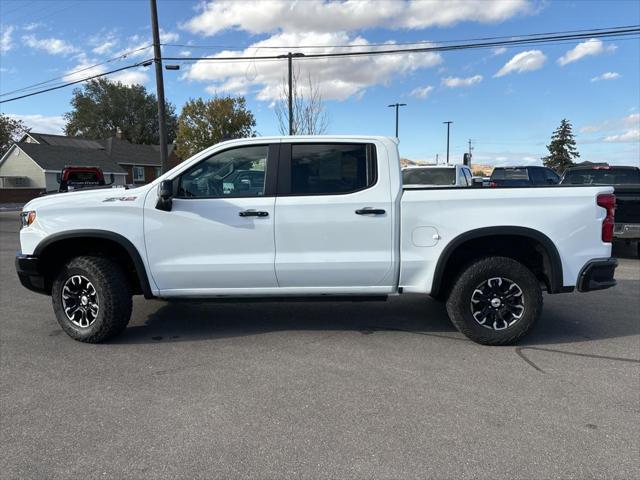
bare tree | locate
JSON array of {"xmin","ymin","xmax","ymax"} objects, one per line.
[{"xmin": 275, "ymin": 69, "xmax": 328, "ymax": 135}]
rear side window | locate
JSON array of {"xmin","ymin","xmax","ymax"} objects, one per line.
[
  {"xmin": 563, "ymin": 168, "xmax": 640, "ymax": 185},
  {"xmin": 491, "ymin": 168, "xmax": 530, "ymax": 180},
  {"xmin": 543, "ymin": 168, "xmax": 560, "ymax": 184},
  {"xmin": 529, "ymin": 168, "xmax": 546, "ymax": 184},
  {"xmin": 289, "ymin": 143, "xmax": 375, "ymax": 195}
]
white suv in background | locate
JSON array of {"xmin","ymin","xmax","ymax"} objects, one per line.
[{"xmin": 402, "ymin": 164, "xmax": 473, "ymax": 187}]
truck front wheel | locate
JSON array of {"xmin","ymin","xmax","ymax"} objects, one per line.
[
  {"xmin": 446, "ymin": 256, "xmax": 542, "ymax": 345},
  {"xmin": 52, "ymin": 256, "xmax": 132, "ymax": 343}
]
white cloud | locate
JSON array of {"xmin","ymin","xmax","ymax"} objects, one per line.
[
  {"xmin": 1, "ymin": 25, "xmax": 14, "ymax": 53},
  {"xmin": 580, "ymin": 114, "xmax": 640, "ymax": 144},
  {"xmin": 624, "ymin": 113, "xmax": 640, "ymax": 127},
  {"xmin": 410, "ymin": 85, "xmax": 434, "ymax": 99},
  {"xmin": 183, "ymin": 31, "xmax": 442, "ymax": 101},
  {"xmin": 6, "ymin": 114, "xmax": 66, "ymax": 134},
  {"xmin": 442, "ymin": 74, "xmax": 482, "ymax": 87},
  {"xmin": 113, "ymin": 29, "xmax": 179, "ymax": 59},
  {"xmin": 492, "ymin": 47, "xmax": 507, "ymax": 56},
  {"xmin": 473, "ymin": 151, "xmax": 544, "ymax": 166},
  {"xmin": 590, "ymin": 71, "xmax": 620, "ymax": 82},
  {"xmin": 557, "ymin": 39, "xmax": 616, "ymax": 66},
  {"xmin": 182, "ymin": 0, "xmax": 531, "ymax": 36},
  {"xmin": 22, "ymin": 34, "xmax": 78, "ymax": 55},
  {"xmin": 580, "ymin": 113, "xmax": 640, "ymax": 134},
  {"xmin": 93, "ymin": 41, "xmax": 117, "ymax": 55},
  {"xmin": 179, "ymin": 50, "xmax": 192, "ymax": 57},
  {"xmin": 603, "ymin": 129, "xmax": 640, "ymax": 143},
  {"xmin": 494, "ymin": 50, "xmax": 546, "ymax": 77},
  {"xmin": 108, "ymin": 68, "xmax": 149, "ymax": 86},
  {"xmin": 22, "ymin": 22, "xmax": 42, "ymax": 32},
  {"xmin": 160, "ymin": 30, "xmax": 179, "ymax": 43},
  {"xmin": 62, "ymin": 56, "xmax": 108, "ymax": 83}
]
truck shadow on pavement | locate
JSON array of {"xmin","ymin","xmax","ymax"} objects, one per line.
[{"xmin": 112, "ymin": 280, "xmax": 639, "ymax": 347}]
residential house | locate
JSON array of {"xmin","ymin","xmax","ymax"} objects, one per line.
[{"xmin": 0, "ymin": 132, "xmax": 180, "ymax": 199}]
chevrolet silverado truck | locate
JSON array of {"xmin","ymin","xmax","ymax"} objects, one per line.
[{"xmin": 16, "ymin": 136, "xmax": 617, "ymax": 345}]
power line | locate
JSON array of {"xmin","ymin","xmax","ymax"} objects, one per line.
[
  {"xmin": 0, "ymin": 59, "xmax": 153, "ymax": 104},
  {"xmin": 162, "ymin": 26, "xmax": 639, "ymax": 62},
  {"xmin": 161, "ymin": 24, "xmax": 640, "ymax": 51},
  {"xmin": 0, "ymin": 45, "xmax": 153, "ymax": 98}
]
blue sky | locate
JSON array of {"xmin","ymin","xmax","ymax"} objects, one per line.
[{"xmin": 1, "ymin": 0, "xmax": 639, "ymax": 166}]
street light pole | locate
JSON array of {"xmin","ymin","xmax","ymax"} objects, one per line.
[
  {"xmin": 443, "ymin": 121, "xmax": 453, "ymax": 164},
  {"xmin": 388, "ymin": 103, "xmax": 407, "ymax": 138},
  {"xmin": 277, "ymin": 52, "xmax": 305, "ymax": 135},
  {"xmin": 149, "ymin": 0, "xmax": 168, "ymax": 174},
  {"xmin": 288, "ymin": 53, "xmax": 293, "ymax": 136}
]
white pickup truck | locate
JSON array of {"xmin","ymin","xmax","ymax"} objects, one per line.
[{"xmin": 16, "ymin": 136, "xmax": 617, "ymax": 345}]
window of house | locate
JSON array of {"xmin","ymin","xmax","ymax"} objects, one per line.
[
  {"xmin": 178, "ymin": 145, "xmax": 268, "ymax": 198},
  {"xmin": 154, "ymin": 167, "xmax": 162, "ymax": 178},
  {"xmin": 289, "ymin": 143, "xmax": 375, "ymax": 195},
  {"xmin": 132, "ymin": 166, "xmax": 145, "ymax": 183}
]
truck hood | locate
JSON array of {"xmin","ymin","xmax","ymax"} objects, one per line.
[{"xmin": 24, "ymin": 185, "xmax": 150, "ymax": 211}]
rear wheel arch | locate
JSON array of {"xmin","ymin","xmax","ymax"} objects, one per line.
[
  {"xmin": 430, "ymin": 226, "xmax": 564, "ymax": 299},
  {"xmin": 34, "ymin": 230, "xmax": 154, "ymax": 298}
]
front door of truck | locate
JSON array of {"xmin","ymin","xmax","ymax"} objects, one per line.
[
  {"xmin": 144, "ymin": 144, "xmax": 279, "ymax": 294},
  {"xmin": 274, "ymin": 142, "xmax": 395, "ymax": 291}
]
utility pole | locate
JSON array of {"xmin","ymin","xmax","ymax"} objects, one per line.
[
  {"xmin": 388, "ymin": 103, "xmax": 407, "ymax": 138},
  {"xmin": 443, "ymin": 121, "xmax": 453, "ymax": 164},
  {"xmin": 278, "ymin": 52, "xmax": 305, "ymax": 135},
  {"xmin": 149, "ymin": 0, "xmax": 168, "ymax": 173}
]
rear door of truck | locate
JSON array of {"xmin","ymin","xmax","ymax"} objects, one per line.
[{"xmin": 273, "ymin": 140, "xmax": 395, "ymax": 291}]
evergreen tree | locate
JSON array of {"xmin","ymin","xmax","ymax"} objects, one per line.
[{"xmin": 542, "ymin": 119, "xmax": 580, "ymax": 173}]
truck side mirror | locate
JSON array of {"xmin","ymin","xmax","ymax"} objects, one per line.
[{"xmin": 156, "ymin": 179, "xmax": 173, "ymax": 211}]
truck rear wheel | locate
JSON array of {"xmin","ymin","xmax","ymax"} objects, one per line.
[
  {"xmin": 52, "ymin": 256, "xmax": 132, "ymax": 343},
  {"xmin": 445, "ymin": 256, "xmax": 542, "ymax": 345}
]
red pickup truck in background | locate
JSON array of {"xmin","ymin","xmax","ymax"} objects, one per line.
[{"xmin": 58, "ymin": 166, "xmax": 106, "ymax": 192}]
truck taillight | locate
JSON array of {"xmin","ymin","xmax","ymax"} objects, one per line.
[{"xmin": 597, "ymin": 193, "xmax": 615, "ymax": 243}]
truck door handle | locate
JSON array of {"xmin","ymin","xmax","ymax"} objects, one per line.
[
  {"xmin": 355, "ymin": 208, "xmax": 386, "ymax": 215},
  {"xmin": 239, "ymin": 210, "xmax": 269, "ymax": 217}
]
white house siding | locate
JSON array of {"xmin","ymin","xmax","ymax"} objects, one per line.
[{"xmin": 0, "ymin": 147, "xmax": 46, "ymax": 188}]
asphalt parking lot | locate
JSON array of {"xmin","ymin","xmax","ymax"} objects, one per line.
[{"xmin": 1, "ymin": 211, "xmax": 639, "ymax": 479}]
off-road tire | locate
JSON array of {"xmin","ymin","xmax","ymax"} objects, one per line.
[
  {"xmin": 52, "ymin": 256, "xmax": 132, "ymax": 343},
  {"xmin": 446, "ymin": 256, "xmax": 542, "ymax": 345}
]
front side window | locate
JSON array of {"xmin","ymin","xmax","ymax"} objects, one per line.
[
  {"xmin": 178, "ymin": 145, "xmax": 268, "ymax": 198},
  {"xmin": 290, "ymin": 143, "xmax": 374, "ymax": 195},
  {"xmin": 132, "ymin": 166, "xmax": 145, "ymax": 182}
]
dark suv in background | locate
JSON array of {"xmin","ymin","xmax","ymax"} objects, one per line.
[
  {"xmin": 489, "ymin": 166, "xmax": 560, "ymax": 187},
  {"xmin": 561, "ymin": 164, "xmax": 640, "ymax": 257}
]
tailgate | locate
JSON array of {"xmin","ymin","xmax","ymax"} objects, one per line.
[{"xmin": 614, "ymin": 185, "xmax": 640, "ymax": 224}]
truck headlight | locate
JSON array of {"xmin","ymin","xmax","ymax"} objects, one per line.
[{"xmin": 20, "ymin": 211, "xmax": 36, "ymax": 228}]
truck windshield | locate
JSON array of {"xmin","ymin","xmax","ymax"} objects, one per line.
[
  {"xmin": 562, "ymin": 168, "xmax": 640, "ymax": 185},
  {"xmin": 403, "ymin": 168, "xmax": 456, "ymax": 186}
]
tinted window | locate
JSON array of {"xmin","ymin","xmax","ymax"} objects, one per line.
[
  {"xmin": 544, "ymin": 168, "xmax": 560, "ymax": 183},
  {"xmin": 491, "ymin": 168, "xmax": 530, "ymax": 181},
  {"xmin": 562, "ymin": 168, "xmax": 640, "ymax": 185},
  {"xmin": 290, "ymin": 143, "xmax": 374, "ymax": 195},
  {"xmin": 403, "ymin": 168, "xmax": 456, "ymax": 186},
  {"xmin": 529, "ymin": 168, "xmax": 546, "ymax": 184},
  {"xmin": 178, "ymin": 145, "xmax": 268, "ymax": 198},
  {"xmin": 68, "ymin": 172, "xmax": 101, "ymax": 183}
]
